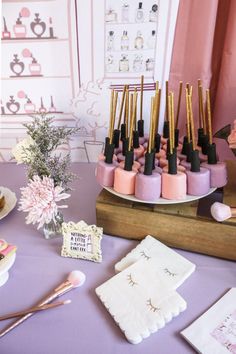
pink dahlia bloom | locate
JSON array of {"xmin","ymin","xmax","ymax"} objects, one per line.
[{"xmin": 18, "ymin": 175, "xmax": 70, "ymax": 229}]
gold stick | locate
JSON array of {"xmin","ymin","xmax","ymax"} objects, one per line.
[
  {"xmin": 168, "ymin": 94, "xmax": 173, "ymax": 154},
  {"xmin": 171, "ymin": 92, "xmax": 175, "ymax": 148},
  {"xmin": 175, "ymin": 81, "xmax": 183, "ymax": 129},
  {"xmin": 125, "ymin": 87, "xmax": 129, "ymax": 138},
  {"xmin": 198, "ymin": 79, "xmax": 203, "ymax": 128},
  {"xmin": 148, "ymin": 98, "xmax": 154, "ymax": 154},
  {"xmin": 165, "ymin": 81, "xmax": 169, "ymax": 121},
  {"xmin": 110, "ymin": 91, "xmax": 118, "ymax": 143},
  {"xmin": 206, "ymin": 89, "xmax": 213, "ymax": 145},
  {"xmin": 185, "ymin": 88, "xmax": 191, "ymax": 143},
  {"xmin": 186, "ymin": 83, "xmax": 190, "ymax": 95},
  {"xmin": 188, "ymin": 94, "xmax": 196, "ymax": 150},
  {"xmin": 140, "ymin": 75, "xmax": 144, "ymax": 121},
  {"xmin": 128, "ymin": 93, "xmax": 138, "ymax": 151},
  {"xmin": 151, "ymin": 94, "xmax": 158, "ymax": 149},
  {"xmin": 117, "ymin": 85, "xmax": 126, "ymax": 129},
  {"xmin": 156, "ymin": 88, "xmax": 161, "ymax": 134},
  {"xmin": 199, "ymin": 85, "xmax": 206, "ymax": 134},
  {"xmin": 109, "ymin": 90, "xmax": 114, "ymax": 143},
  {"xmin": 155, "ymin": 81, "xmax": 159, "ymax": 94},
  {"xmin": 134, "ymin": 87, "xmax": 137, "ymax": 129}
]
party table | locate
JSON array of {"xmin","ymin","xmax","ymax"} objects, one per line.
[{"xmin": 0, "ymin": 162, "xmax": 235, "ymax": 354}]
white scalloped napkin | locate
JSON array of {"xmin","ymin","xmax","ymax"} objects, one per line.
[
  {"xmin": 96, "ymin": 259, "xmax": 187, "ymax": 344},
  {"xmin": 115, "ymin": 235, "xmax": 196, "ymax": 289}
]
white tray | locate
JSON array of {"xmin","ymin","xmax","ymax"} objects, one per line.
[{"xmin": 104, "ymin": 186, "xmax": 217, "ymax": 205}]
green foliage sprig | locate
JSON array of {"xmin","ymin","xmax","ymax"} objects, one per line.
[{"xmin": 22, "ymin": 113, "xmax": 78, "ymax": 190}]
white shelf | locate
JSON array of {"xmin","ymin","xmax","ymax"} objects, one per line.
[
  {"xmin": 106, "ymin": 48, "xmax": 155, "ymax": 53},
  {"xmin": 2, "ymin": 75, "xmax": 71, "ymax": 80},
  {"xmin": 2, "ymin": 38, "xmax": 68, "ymax": 44},
  {"xmin": 105, "ymin": 21, "xmax": 157, "ymax": 26}
]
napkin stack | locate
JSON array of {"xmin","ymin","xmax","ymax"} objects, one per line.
[{"xmin": 96, "ymin": 235, "xmax": 195, "ymax": 344}]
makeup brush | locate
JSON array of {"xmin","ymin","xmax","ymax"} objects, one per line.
[
  {"xmin": 114, "ymin": 85, "xmax": 126, "ymax": 147},
  {"xmin": 0, "ymin": 300, "xmax": 71, "ymax": 321},
  {"xmin": 120, "ymin": 86, "xmax": 128, "ymax": 141},
  {"xmin": 154, "ymin": 89, "xmax": 161, "ymax": 153},
  {"xmin": 111, "ymin": 91, "xmax": 119, "ymax": 148},
  {"xmin": 105, "ymin": 90, "xmax": 116, "ymax": 164},
  {"xmin": 174, "ymin": 81, "xmax": 183, "ymax": 148},
  {"xmin": 185, "ymin": 87, "xmax": 193, "ymax": 163},
  {"xmin": 163, "ymin": 81, "xmax": 169, "ymax": 138},
  {"xmin": 124, "ymin": 92, "xmax": 138, "ymax": 171},
  {"xmin": 197, "ymin": 79, "xmax": 204, "ymax": 146},
  {"xmin": 199, "ymin": 85, "xmax": 209, "ymax": 154},
  {"xmin": 211, "ymin": 202, "xmax": 236, "ymax": 222},
  {"xmin": 206, "ymin": 89, "xmax": 217, "ymax": 164},
  {"xmin": 138, "ymin": 75, "xmax": 144, "ymax": 137},
  {"xmin": 0, "ymin": 270, "xmax": 86, "ymax": 338}
]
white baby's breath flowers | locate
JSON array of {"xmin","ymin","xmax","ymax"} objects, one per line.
[{"xmin": 12, "ymin": 136, "xmax": 35, "ymax": 164}]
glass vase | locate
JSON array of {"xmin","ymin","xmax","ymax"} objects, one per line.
[{"xmin": 43, "ymin": 212, "xmax": 64, "ymax": 239}]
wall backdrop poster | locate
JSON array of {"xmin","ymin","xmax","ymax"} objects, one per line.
[{"xmin": 1, "ymin": 0, "xmax": 179, "ymax": 163}]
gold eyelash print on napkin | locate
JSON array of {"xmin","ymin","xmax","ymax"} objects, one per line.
[
  {"xmin": 140, "ymin": 250, "xmax": 151, "ymax": 260},
  {"xmin": 127, "ymin": 274, "xmax": 138, "ymax": 286},
  {"xmin": 164, "ymin": 268, "xmax": 177, "ymax": 277},
  {"xmin": 147, "ymin": 298, "xmax": 160, "ymax": 313}
]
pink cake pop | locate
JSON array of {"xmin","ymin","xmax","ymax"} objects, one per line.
[
  {"xmin": 135, "ymin": 95, "xmax": 162, "ymax": 201},
  {"xmin": 96, "ymin": 90, "xmax": 118, "ymax": 187},
  {"xmin": 114, "ymin": 92, "xmax": 138, "ymax": 195},
  {"xmin": 162, "ymin": 92, "xmax": 187, "ymax": 200},
  {"xmin": 201, "ymin": 90, "xmax": 227, "ymax": 188},
  {"xmin": 184, "ymin": 90, "xmax": 210, "ymax": 196}
]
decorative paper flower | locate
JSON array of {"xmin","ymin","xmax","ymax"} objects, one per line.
[
  {"xmin": 22, "ymin": 48, "xmax": 32, "ymax": 58},
  {"xmin": 12, "ymin": 136, "xmax": 35, "ymax": 164},
  {"xmin": 20, "ymin": 7, "xmax": 30, "ymax": 18},
  {"xmin": 18, "ymin": 175, "xmax": 70, "ymax": 229}
]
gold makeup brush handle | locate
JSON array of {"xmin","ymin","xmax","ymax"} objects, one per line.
[{"xmin": 0, "ymin": 282, "xmax": 73, "ymax": 338}]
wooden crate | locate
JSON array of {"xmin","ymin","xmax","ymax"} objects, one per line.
[{"xmin": 96, "ymin": 161, "xmax": 236, "ymax": 261}]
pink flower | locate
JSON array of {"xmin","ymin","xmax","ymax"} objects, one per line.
[{"xmin": 18, "ymin": 176, "xmax": 70, "ymax": 229}]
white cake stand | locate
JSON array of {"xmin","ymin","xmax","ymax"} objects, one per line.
[{"xmin": 0, "ymin": 253, "xmax": 16, "ymax": 287}]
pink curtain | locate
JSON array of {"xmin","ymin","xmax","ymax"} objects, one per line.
[{"xmin": 169, "ymin": 0, "xmax": 236, "ymax": 160}]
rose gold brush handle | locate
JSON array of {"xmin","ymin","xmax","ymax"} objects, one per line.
[{"xmin": 0, "ymin": 281, "xmax": 73, "ymax": 338}]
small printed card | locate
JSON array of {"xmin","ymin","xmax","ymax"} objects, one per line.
[
  {"xmin": 61, "ymin": 221, "xmax": 103, "ymax": 263},
  {"xmin": 96, "ymin": 259, "xmax": 187, "ymax": 344},
  {"xmin": 181, "ymin": 288, "xmax": 236, "ymax": 354},
  {"xmin": 115, "ymin": 235, "xmax": 196, "ymax": 289}
]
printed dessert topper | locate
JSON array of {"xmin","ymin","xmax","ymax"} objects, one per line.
[{"xmin": 61, "ymin": 221, "xmax": 103, "ymax": 263}]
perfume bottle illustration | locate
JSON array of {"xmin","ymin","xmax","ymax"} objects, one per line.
[
  {"xmin": 6, "ymin": 96, "xmax": 20, "ymax": 114},
  {"xmin": 49, "ymin": 96, "xmax": 57, "ymax": 112},
  {"xmin": 135, "ymin": 2, "xmax": 144, "ymax": 23},
  {"xmin": 10, "ymin": 54, "xmax": 25, "ymax": 76},
  {"xmin": 24, "ymin": 95, "xmax": 36, "ymax": 113},
  {"xmin": 147, "ymin": 30, "xmax": 156, "ymax": 49},
  {"xmin": 146, "ymin": 58, "xmax": 154, "ymax": 71},
  {"xmin": 13, "ymin": 8, "xmax": 30, "ymax": 38},
  {"xmin": 119, "ymin": 55, "xmax": 129, "ymax": 72},
  {"xmin": 121, "ymin": 31, "xmax": 129, "ymax": 51},
  {"xmin": 1, "ymin": 101, "xmax": 6, "ymax": 115},
  {"xmin": 29, "ymin": 57, "xmax": 41, "ymax": 76},
  {"xmin": 39, "ymin": 97, "xmax": 47, "ymax": 113},
  {"xmin": 133, "ymin": 55, "xmax": 143, "ymax": 72},
  {"xmin": 149, "ymin": 4, "xmax": 158, "ymax": 22},
  {"xmin": 107, "ymin": 31, "xmax": 115, "ymax": 51},
  {"xmin": 121, "ymin": 4, "xmax": 129, "ymax": 23},
  {"xmin": 106, "ymin": 55, "xmax": 115, "ymax": 72},
  {"xmin": 13, "ymin": 17, "xmax": 26, "ymax": 38},
  {"xmin": 105, "ymin": 8, "xmax": 117, "ymax": 22},
  {"xmin": 2, "ymin": 17, "xmax": 11, "ymax": 39},
  {"xmin": 30, "ymin": 13, "xmax": 46, "ymax": 38},
  {"xmin": 49, "ymin": 17, "xmax": 54, "ymax": 38},
  {"xmin": 134, "ymin": 31, "xmax": 144, "ymax": 50}
]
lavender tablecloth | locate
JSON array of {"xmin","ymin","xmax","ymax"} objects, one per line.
[{"xmin": 0, "ymin": 162, "xmax": 235, "ymax": 354}]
